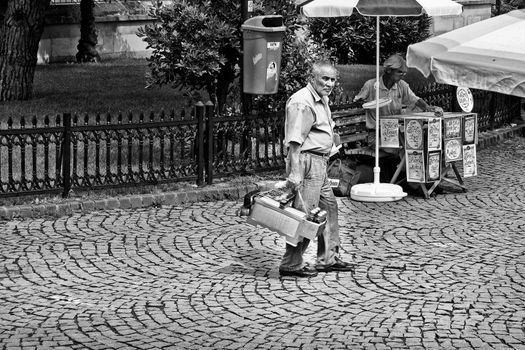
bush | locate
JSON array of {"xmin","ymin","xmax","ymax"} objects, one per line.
[
  {"xmin": 308, "ymin": 14, "xmax": 432, "ymax": 65},
  {"xmin": 138, "ymin": 0, "xmax": 242, "ymax": 114},
  {"xmin": 493, "ymin": 0, "xmax": 524, "ymax": 15}
]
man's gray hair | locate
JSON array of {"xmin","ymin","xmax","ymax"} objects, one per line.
[
  {"xmin": 383, "ymin": 54, "xmax": 407, "ymax": 71},
  {"xmin": 310, "ymin": 60, "xmax": 338, "ymax": 78}
]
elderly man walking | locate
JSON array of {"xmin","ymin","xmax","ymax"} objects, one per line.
[{"xmin": 279, "ymin": 60, "xmax": 354, "ymax": 278}]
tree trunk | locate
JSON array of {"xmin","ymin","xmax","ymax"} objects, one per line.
[
  {"xmin": 0, "ymin": 0, "xmax": 50, "ymax": 101},
  {"xmin": 76, "ymin": 0, "xmax": 100, "ymax": 63}
]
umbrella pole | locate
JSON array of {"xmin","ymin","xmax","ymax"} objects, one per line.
[
  {"xmin": 374, "ymin": 15, "xmax": 381, "ymax": 185},
  {"xmin": 349, "ymin": 15, "xmax": 407, "ymax": 202}
]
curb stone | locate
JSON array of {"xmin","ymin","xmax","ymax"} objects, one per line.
[
  {"xmin": 1, "ymin": 126, "xmax": 523, "ymax": 220},
  {"xmin": 0, "ymin": 183, "xmax": 271, "ymax": 220}
]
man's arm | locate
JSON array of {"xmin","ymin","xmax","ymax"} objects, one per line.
[
  {"xmin": 287, "ymin": 141, "xmax": 302, "ymax": 189},
  {"xmin": 415, "ymin": 98, "xmax": 431, "ymax": 111},
  {"xmin": 284, "ymin": 102, "xmax": 315, "ymax": 189},
  {"xmin": 415, "ymin": 99, "xmax": 444, "ymax": 115},
  {"xmin": 353, "ymin": 80, "xmax": 372, "ymax": 103}
]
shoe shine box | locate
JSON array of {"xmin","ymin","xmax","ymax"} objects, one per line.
[{"xmin": 246, "ymin": 196, "xmax": 326, "ymax": 246}]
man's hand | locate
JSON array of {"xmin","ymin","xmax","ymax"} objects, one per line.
[
  {"xmin": 353, "ymin": 97, "xmax": 365, "ymax": 107},
  {"xmin": 426, "ymin": 105, "xmax": 444, "ymax": 117},
  {"xmin": 333, "ymin": 133, "xmax": 341, "ymax": 147},
  {"xmin": 286, "ymin": 172, "xmax": 302, "ymax": 190}
]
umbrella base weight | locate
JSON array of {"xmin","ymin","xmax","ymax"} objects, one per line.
[{"xmin": 351, "ymin": 182, "xmax": 407, "ymax": 202}]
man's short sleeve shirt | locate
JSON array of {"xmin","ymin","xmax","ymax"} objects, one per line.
[
  {"xmin": 284, "ymin": 83, "xmax": 334, "ymax": 154},
  {"xmin": 355, "ymin": 76, "xmax": 420, "ymax": 129}
]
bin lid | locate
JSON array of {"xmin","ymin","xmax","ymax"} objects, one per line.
[{"xmin": 241, "ymin": 15, "xmax": 286, "ymax": 32}]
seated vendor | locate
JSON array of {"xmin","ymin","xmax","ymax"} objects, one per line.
[
  {"xmin": 353, "ymin": 54, "xmax": 443, "ymax": 189},
  {"xmin": 354, "ymin": 53, "xmax": 443, "ymax": 146}
]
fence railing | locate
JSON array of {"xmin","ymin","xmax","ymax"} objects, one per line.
[
  {"xmin": 0, "ymin": 85, "xmax": 521, "ymax": 199},
  {"xmin": 412, "ymin": 82, "xmax": 520, "ymax": 131},
  {"xmin": 0, "ymin": 106, "xmax": 207, "ymax": 198}
]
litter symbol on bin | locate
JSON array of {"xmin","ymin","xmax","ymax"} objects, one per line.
[{"xmin": 267, "ymin": 61, "xmax": 277, "ymax": 79}]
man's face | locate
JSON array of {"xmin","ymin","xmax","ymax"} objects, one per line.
[
  {"xmin": 387, "ymin": 68, "xmax": 407, "ymax": 83},
  {"xmin": 311, "ymin": 66, "xmax": 337, "ymax": 97}
]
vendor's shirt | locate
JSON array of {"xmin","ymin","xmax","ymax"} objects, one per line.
[
  {"xmin": 355, "ymin": 75, "xmax": 420, "ymax": 130},
  {"xmin": 284, "ymin": 83, "xmax": 334, "ymax": 154}
]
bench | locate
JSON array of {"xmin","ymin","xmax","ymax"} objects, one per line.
[{"xmin": 332, "ymin": 108, "xmax": 390, "ymax": 159}]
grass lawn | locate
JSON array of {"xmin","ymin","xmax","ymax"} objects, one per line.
[
  {"xmin": 0, "ymin": 58, "xmax": 200, "ymax": 119},
  {"xmin": 0, "ymin": 58, "xmax": 430, "ymax": 120}
]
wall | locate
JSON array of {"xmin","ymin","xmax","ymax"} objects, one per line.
[
  {"xmin": 38, "ymin": 16, "xmax": 153, "ymax": 63},
  {"xmin": 432, "ymin": 0, "xmax": 495, "ymax": 35},
  {"xmin": 38, "ymin": 1, "xmax": 156, "ymax": 63}
]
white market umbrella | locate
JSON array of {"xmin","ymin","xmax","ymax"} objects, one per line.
[
  {"xmin": 407, "ymin": 9, "xmax": 525, "ymax": 98},
  {"xmin": 297, "ymin": 0, "xmax": 463, "ymax": 202}
]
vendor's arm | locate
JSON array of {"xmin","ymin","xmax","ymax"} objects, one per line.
[
  {"xmin": 353, "ymin": 80, "xmax": 373, "ymax": 103},
  {"xmin": 403, "ymin": 81, "xmax": 443, "ymax": 114},
  {"xmin": 415, "ymin": 99, "xmax": 444, "ymax": 115},
  {"xmin": 415, "ymin": 98, "xmax": 431, "ymax": 112}
]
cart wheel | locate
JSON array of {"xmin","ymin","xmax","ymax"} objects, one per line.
[{"xmin": 237, "ymin": 206, "xmax": 251, "ymax": 217}]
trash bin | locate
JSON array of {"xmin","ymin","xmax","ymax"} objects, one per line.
[{"xmin": 241, "ymin": 15, "xmax": 286, "ymax": 95}]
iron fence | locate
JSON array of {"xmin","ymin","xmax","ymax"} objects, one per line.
[
  {"xmin": 0, "ymin": 106, "xmax": 206, "ymax": 198},
  {"xmin": 411, "ymin": 82, "xmax": 521, "ymax": 132},
  {"xmin": 0, "ymin": 87, "xmax": 521, "ymax": 199},
  {"xmin": 209, "ymin": 110, "xmax": 286, "ymax": 180}
]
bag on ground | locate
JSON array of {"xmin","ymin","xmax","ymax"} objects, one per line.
[{"xmin": 327, "ymin": 158, "xmax": 360, "ymax": 197}]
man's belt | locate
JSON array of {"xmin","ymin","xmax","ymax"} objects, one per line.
[{"xmin": 301, "ymin": 150, "xmax": 330, "ymax": 157}]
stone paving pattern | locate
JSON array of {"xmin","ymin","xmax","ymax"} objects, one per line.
[{"xmin": 1, "ymin": 135, "xmax": 525, "ymax": 349}]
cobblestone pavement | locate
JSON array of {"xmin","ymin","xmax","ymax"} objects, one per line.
[{"xmin": 1, "ymin": 137, "xmax": 525, "ymax": 350}]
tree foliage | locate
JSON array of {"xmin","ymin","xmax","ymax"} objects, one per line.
[
  {"xmin": 493, "ymin": 0, "xmax": 524, "ymax": 15},
  {"xmin": 138, "ymin": 0, "xmax": 242, "ymax": 114},
  {"xmin": 308, "ymin": 14, "xmax": 432, "ymax": 65}
]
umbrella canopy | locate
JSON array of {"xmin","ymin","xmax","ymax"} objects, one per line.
[
  {"xmin": 298, "ymin": 0, "xmax": 463, "ymax": 17},
  {"xmin": 407, "ymin": 9, "xmax": 525, "ymax": 98}
]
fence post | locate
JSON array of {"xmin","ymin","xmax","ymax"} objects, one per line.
[
  {"xmin": 62, "ymin": 113, "xmax": 72, "ymax": 198},
  {"xmin": 449, "ymin": 85, "xmax": 456, "ymax": 112},
  {"xmin": 196, "ymin": 101, "xmax": 205, "ymax": 186},
  {"xmin": 205, "ymin": 101, "xmax": 215, "ymax": 185},
  {"xmin": 488, "ymin": 92, "xmax": 496, "ymax": 130}
]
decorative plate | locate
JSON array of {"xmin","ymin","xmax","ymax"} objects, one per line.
[{"xmin": 362, "ymin": 97, "xmax": 392, "ymax": 109}]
